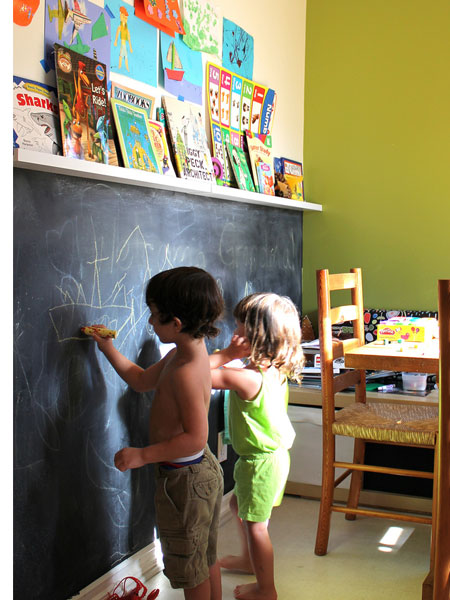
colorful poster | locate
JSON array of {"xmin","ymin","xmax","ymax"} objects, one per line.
[
  {"xmin": 160, "ymin": 32, "xmax": 203, "ymax": 105},
  {"xmin": 45, "ymin": 0, "xmax": 111, "ymax": 74},
  {"xmin": 107, "ymin": 0, "xmax": 158, "ymax": 86},
  {"xmin": 181, "ymin": 0, "xmax": 222, "ymax": 56},
  {"xmin": 135, "ymin": 0, "xmax": 184, "ymax": 37},
  {"xmin": 206, "ymin": 62, "xmax": 276, "ymax": 187},
  {"xmin": 222, "ymin": 18, "xmax": 254, "ymax": 81}
]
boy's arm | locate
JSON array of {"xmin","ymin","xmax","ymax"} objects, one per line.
[
  {"xmin": 114, "ymin": 363, "xmax": 209, "ymax": 471},
  {"xmin": 92, "ymin": 330, "xmax": 174, "ymax": 392}
]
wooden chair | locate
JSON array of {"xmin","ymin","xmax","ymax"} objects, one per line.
[
  {"xmin": 423, "ymin": 279, "xmax": 450, "ymax": 600},
  {"xmin": 315, "ymin": 268, "xmax": 439, "ymax": 556}
]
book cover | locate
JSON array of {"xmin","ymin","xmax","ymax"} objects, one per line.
[
  {"xmin": 13, "ymin": 75, "xmax": 62, "ymax": 155},
  {"xmin": 54, "ymin": 43, "xmax": 117, "ymax": 165},
  {"xmin": 274, "ymin": 156, "xmax": 291, "ymax": 198},
  {"xmin": 282, "ymin": 158, "xmax": 304, "ymax": 201},
  {"xmin": 111, "ymin": 99, "xmax": 162, "ymax": 173},
  {"xmin": 245, "ymin": 131, "xmax": 274, "ymax": 195},
  {"xmin": 148, "ymin": 119, "xmax": 176, "ymax": 176},
  {"xmin": 161, "ymin": 95, "xmax": 215, "ymax": 182},
  {"xmin": 111, "ymin": 82, "xmax": 155, "ymax": 120},
  {"xmin": 226, "ymin": 142, "xmax": 255, "ymax": 192}
]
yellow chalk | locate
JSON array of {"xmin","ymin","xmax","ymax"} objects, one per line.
[{"xmin": 81, "ymin": 325, "xmax": 117, "ymax": 339}]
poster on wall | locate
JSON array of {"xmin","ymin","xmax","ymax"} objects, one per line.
[
  {"xmin": 135, "ymin": 0, "xmax": 185, "ymax": 37},
  {"xmin": 107, "ymin": 0, "xmax": 158, "ymax": 87},
  {"xmin": 181, "ymin": 0, "xmax": 222, "ymax": 56},
  {"xmin": 206, "ymin": 62, "xmax": 276, "ymax": 186},
  {"xmin": 222, "ymin": 18, "xmax": 254, "ymax": 81},
  {"xmin": 44, "ymin": 0, "xmax": 111, "ymax": 74},
  {"xmin": 160, "ymin": 31, "xmax": 203, "ymax": 105}
]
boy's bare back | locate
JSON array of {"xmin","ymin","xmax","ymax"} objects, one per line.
[{"xmin": 149, "ymin": 340, "xmax": 212, "ymax": 456}]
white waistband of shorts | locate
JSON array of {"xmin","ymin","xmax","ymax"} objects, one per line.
[{"xmin": 171, "ymin": 449, "xmax": 205, "ymax": 463}]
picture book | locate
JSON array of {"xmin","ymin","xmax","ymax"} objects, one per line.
[
  {"xmin": 161, "ymin": 95, "xmax": 215, "ymax": 182},
  {"xmin": 274, "ymin": 156, "xmax": 291, "ymax": 199},
  {"xmin": 54, "ymin": 43, "xmax": 118, "ymax": 165},
  {"xmin": 281, "ymin": 157, "xmax": 304, "ymax": 201},
  {"xmin": 13, "ymin": 75, "xmax": 62, "ymax": 155},
  {"xmin": 148, "ymin": 119, "xmax": 176, "ymax": 176},
  {"xmin": 111, "ymin": 82, "xmax": 155, "ymax": 120},
  {"xmin": 206, "ymin": 62, "xmax": 276, "ymax": 187},
  {"xmin": 245, "ymin": 131, "xmax": 275, "ymax": 195},
  {"xmin": 226, "ymin": 142, "xmax": 255, "ymax": 192},
  {"xmin": 111, "ymin": 99, "xmax": 162, "ymax": 173}
]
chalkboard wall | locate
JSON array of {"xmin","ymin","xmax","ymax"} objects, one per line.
[{"xmin": 13, "ymin": 168, "xmax": 303, "ymax": 599}]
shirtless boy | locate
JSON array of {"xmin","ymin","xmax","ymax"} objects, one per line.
[{"xmin": 91, "ymin": 266, "xmax": 225, "ymax": 600}]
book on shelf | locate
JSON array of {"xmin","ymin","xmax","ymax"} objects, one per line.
[
  {"xmin": 54, "ymin": 43, "xmax": 118, "ymax": 165},
  {"xmin": 226, "ymin": 141, "xmax": 255, "ymax": 192},
  {"xmin": 161, "ymin": 95, "xmax": 215, "ymax": 182},
  {"xmin": 274, "ymin": 157, "xmax": 304, "ymax": 201},
  {"xmin": 111, "ymin": 99, "xmax": 162, "ymax": 173},
  {"xmin": 245, "ymin": 131, "xmax": 275, "ymax": 195},
  {"xmin": 111, "ymin": 82, "xmax": 155, "ymax": 120},
  {"xmin": 148, "ymin": 119, "xmax": 176, "ymax": 177},
  {"xmin": 13, "ymin": 75, "xmax": 62, "ymax": 156}
]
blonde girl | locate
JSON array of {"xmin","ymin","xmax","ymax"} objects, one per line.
[{"xmin": 210, "ymin": 293, "xmax": 304, "ymax": 600}]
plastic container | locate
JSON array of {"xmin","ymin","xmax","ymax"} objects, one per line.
[{"xmin": 402, "ymin": 372, "xmax": 428, "ymax": 391}]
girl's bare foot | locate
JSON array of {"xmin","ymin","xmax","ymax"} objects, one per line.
[
  {"xmin": 219, "ymin": 554, "xmax": 254, "ymax": 573},
  {"xmin": 234, "ymin": 582, "xmax": 277, "ymax": 600}
]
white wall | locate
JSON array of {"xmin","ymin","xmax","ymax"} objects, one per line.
[{"xmin": 13, "ymin": 0, "xmax": 306, "ymax": 161}]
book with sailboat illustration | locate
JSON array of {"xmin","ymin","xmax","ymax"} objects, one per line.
[{"xmin": 162, "ymin": 95, "xmax": 215, "ymax": 182}]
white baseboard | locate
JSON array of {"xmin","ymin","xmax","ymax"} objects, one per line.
[{"xmin": 71, "ymin": 490, "xmax": 235, "ymax": 599}]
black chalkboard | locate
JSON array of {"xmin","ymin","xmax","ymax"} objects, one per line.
[{"xmin": 13, "ymin": 168, "xmax": 303, "ymax": 599}]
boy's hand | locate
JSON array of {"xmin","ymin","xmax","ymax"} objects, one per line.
[
  {"xmin": 90, "ymin": 324, "xmax": 115, "ymax": 353},
  {"xmin": 114, "ymin": 447, "xmax": 146, "ymax": 471}
]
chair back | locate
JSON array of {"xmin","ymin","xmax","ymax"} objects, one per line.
[
  {"xmin": 433, "ymin": 279, "xmax": 450, "ymax": 599},
  {"xmin": 316, "ymin": 268, "xmax": 367, "ymax": 422}
]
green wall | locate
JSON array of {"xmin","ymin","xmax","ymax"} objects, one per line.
[{"xmin": 302, "ymin": 1, "xmax": 450, "ymax": 326}]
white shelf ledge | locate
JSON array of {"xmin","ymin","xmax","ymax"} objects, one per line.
[{"xmin": 13, "ymin": 149, "xmax": 322, "ymax": 213}]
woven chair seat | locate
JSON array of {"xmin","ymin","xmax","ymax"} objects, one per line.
[{"xmin": 332, "ymin": 401, "xmax": 438, "ymax": 446}]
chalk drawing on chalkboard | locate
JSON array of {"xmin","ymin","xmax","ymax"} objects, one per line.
[{"xmin": 48, "ymin": 225, "xmax": 152, "ymax": 344}]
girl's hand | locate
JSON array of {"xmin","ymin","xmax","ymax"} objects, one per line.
[{"xmin": 227, "ymin": 334, "xmax": 251, "ymax": 359}]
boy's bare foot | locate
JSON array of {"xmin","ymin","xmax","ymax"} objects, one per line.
[
  {"xmin": 233, "ymin": 582, "xmax": 277, "ymax": 600},
  {"xmin": 219, "ymin": 554, "xmax": 254, "ymax": 573}
]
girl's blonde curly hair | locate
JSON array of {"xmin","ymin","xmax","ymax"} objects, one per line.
[{"xmin": 233, "ymin": 293, "xmax": 305, "ymax": 383}]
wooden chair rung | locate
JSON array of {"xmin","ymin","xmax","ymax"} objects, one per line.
[{"xmin": 331, "ymin": 505, "xmax": 432, "ymax": 525}]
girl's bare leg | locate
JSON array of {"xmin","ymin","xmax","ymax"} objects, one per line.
[
  {"xmin": 233, "ymin": 520, "xmax": 277, "ymax": 600},
  {"xmin": 219, "ymin": 494, "xmax": 254, "ymax": 573}
]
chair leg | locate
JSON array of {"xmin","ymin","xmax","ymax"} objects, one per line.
[
  {"xmin": 345, "ymin": 438, "xmax": 365, "ymax": 521},
  {"xmin": 315, "ymin": 434, "xmax": 335, "ymax": 555}
]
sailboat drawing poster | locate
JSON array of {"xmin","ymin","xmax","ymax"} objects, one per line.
[{"xmin": 160, "ymin": 32, "xmax": 203, "ymax": 105}]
